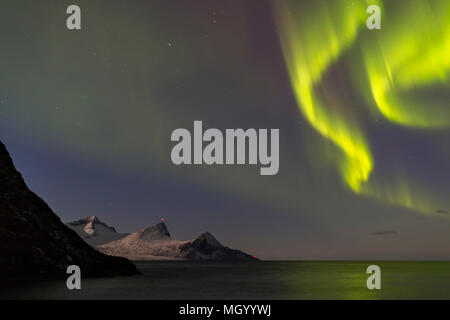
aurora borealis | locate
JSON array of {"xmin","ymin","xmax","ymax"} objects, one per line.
[
  {"xmin": 1, "ymin": 0, "xmax": 450, "ymax": 259},
  {"xmin": 276, "ymin": 0, "xmax": 450, "ymax": 214}
]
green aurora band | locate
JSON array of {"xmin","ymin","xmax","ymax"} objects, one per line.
[
  {"xmin": 361, "ymin": 0, "xmax": 450, "ymax": 128},
  {"xmin": 276, "ymin": 0, "xmax": 450, "ymax": 214}
]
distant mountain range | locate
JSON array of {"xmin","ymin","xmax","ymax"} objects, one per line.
[{"xmin": 66, "ymin": 217, "xmax": 257, "ymax": 261}]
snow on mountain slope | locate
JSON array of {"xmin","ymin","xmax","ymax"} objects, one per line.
[
  {"xmin": 66, "ymin": 216, "xmax": 128, "ymax": 247},
  {"xmin": 97, "ymin": 222, "xmax": 258, "ymax": 261}
]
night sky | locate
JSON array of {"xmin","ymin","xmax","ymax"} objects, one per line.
[{"xmin": 1, "ymin": 0, "xmax": 450, "ymax": 260}]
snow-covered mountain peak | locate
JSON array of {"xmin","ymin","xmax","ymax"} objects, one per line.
[
  {"xmin": 137, "ymin": 222, "xmax": 171, "ymax": 241},
  {"xmin": 87, "ymin": 215, "xmax": 100, "ymax": 223},
  {"xmin": 66, "ymin": 216, "xmax": 127, "ymax": 247}
]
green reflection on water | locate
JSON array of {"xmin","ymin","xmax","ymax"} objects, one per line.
[{"xmin": 3, "ymin": 261, "xmax": 450, "ymax": 300}]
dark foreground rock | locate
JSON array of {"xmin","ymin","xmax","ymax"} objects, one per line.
[{"xmin": 0, "ymin": 140, "xmax": 140, "ymax": 281}]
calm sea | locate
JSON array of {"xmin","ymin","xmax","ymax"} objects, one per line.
[{"xmin": 3, "ymin": 261, "xmax": 450, "ymax": 299}]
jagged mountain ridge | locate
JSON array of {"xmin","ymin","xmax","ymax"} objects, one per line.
[
  {"xmin": 69, "ymin": 216, "xmax": 118, "ymax": 233},
  {"xmin": 66, "ymin": 216, "xmax": 129, "ymax": 247},
  {"xmin": 98, "ymin": 222, "xmax": 258, "ymax": 261},
  {"xmin": 0, "ymin": 140, "xmax": 140, "ymax": 280}
]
